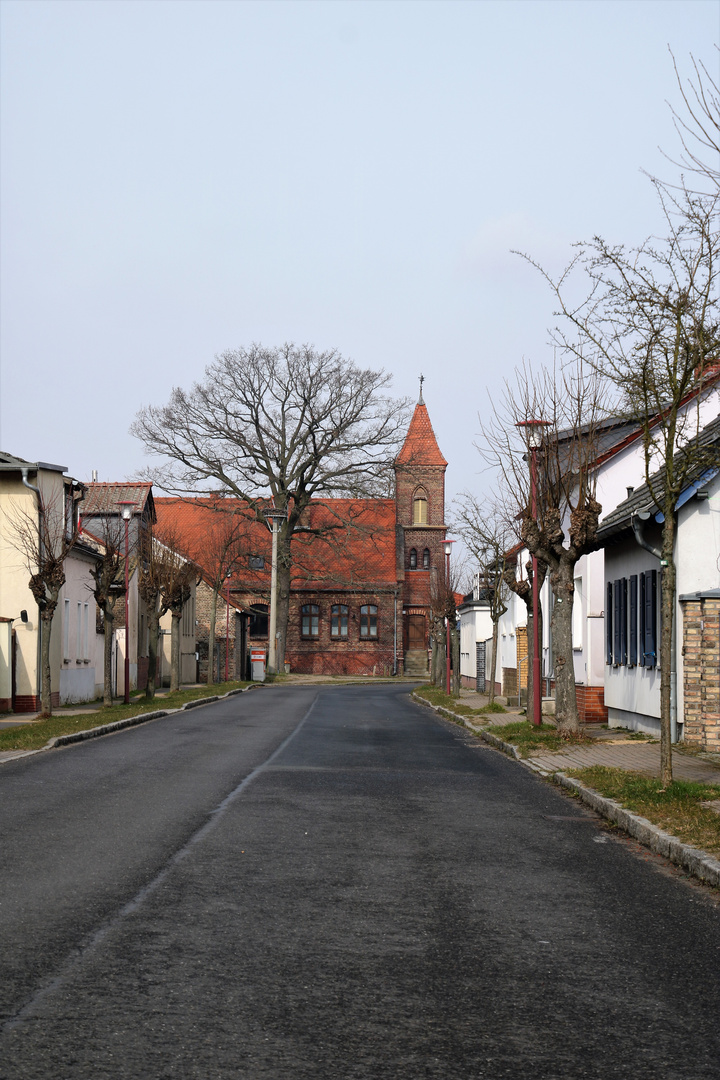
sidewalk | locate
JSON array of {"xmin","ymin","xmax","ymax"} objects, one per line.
[{"xmin": 454, "ymin": 686, "xmax": 720, "ymax": 785}]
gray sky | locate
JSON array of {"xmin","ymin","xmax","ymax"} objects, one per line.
[{"xmin": 1, "ymin": 0, "xmax": 717, "ymax": 513}]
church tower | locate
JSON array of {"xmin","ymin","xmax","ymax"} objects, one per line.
[{"xmin": 394, "ymin": 381, "xmax": 448, "ymax": 674}]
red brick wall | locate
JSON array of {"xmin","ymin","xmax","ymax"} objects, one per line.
[
  {"xmin": 285, "ymin": 590, "xmax": 397, "ymax": 676},
  {"xmin": 13, "ymin": 692, "xmax": 59, "ymax": 713},
  {"xmin": 575, "ymin": 684, "xmax": 608, "ymax": 725},
  {"xmin": 682, "ymin": 597, "xmax": 720, "ymax": 752}
]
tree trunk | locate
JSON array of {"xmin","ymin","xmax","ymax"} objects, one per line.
[
  {"xmin": 145, "ymin": 609, "xmax": 160, "ymax": 699},
  {"xmin": 170, "ymin": 610, "xmax": 181, "ymax": 692},
  {"xmin": 39, "ymin": 608, "xmax": 54, "ymax": 717},
  {"xmin": 103, "ymin": 605, "xmax": 114, "ymax": 706},
  {"xmin": 551, "ymin": 560, "xmax": 580, "ymax": 734},
  {"xmin": 659, "ymin": 517, "xmax": 676, "ymax": 786},
  {"xmin": 489, "ymin": 621, "xmax": 499, "ymax": 704},
  {"xmin": 207, "ymin": 587, "xmax": 218, "ymax": 684},
  {"xmin": 451, "ymin": 626, "xmax": 460, "ymax": 696}
]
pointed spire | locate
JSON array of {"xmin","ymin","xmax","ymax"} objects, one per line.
[{"xmin": 396, "ymin": 394, "xmax": 447, "ymax": 467}]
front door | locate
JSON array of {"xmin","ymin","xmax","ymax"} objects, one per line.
[{"xmin": 408, "ymin": 615, "xmax": 426, "ymax": 650}]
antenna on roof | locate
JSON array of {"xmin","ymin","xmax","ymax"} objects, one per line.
[{"xmin": 418, "ymin": 373, "xmax": 425, "ymax": 405}]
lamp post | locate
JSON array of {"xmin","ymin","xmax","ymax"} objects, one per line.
[
  {"xmin": 516, "ymin": 420, "xmax": 548, "ymax": 727},
  {"xmin": 117, "ymin": 501, "xmax": 135, "ymax": 704},
  {"xmin": 442, "ymin": 539, "xmax": 455, "ymax": 696},
  {"xmin": 263, "ymin": 506, "xmax": 287, "ymax": 674}
]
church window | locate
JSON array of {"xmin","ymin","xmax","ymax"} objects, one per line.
[
  {"xmin": 331, "ymin": 604, "xmax": 349, "ymax": 637},
  {"xmin": 412, "ymin": 491, "xmax": 428, "ymax": 525},
  {"xmin": 409, "ymin": 548, "xmax": 417, "ymax": 570},
  {"xmin": 423, "ymin": 548, "xmax": 430, "ymax": 569},
  {"xmin": 360, "ymin": 605, "xmax": 378, "ymax": 638},
  {"xmin": 301, "ymin": 604, "xmax": 320, "ymax": 638}
]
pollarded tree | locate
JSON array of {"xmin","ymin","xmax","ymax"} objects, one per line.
[
  {"xmin": 83, "ymin": 518, "xmax": 125, "ymax": 707},
  {"xmin": 481, "ymin": 361, "xmax": 607, "ymax": 734},
  {"xmin": 132, "ymin": 344, "xmax": 410, "ymax": 670}
]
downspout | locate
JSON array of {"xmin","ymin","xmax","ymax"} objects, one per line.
[
  {"xmin": 632, "ymin": 511, "xmax": 677, "ymax": 743},
  {"xmin": 393, "ymin": 589, "xmax": 398, "ymax": 676},
  {"xmin": 21, "ymin": 468, "xmax": 43, "ymax": 704}
]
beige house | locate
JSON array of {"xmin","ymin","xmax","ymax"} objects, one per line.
[{"xmin": 0, "ymin": 452, "xmax": 89, "ymax": 712}]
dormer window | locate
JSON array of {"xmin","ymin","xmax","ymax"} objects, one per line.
[
  {"xmin": 409, "ymin": 548, "xmax": 417, "ymax": 570},
  {"xmin": 423, "ymin": 548, "xmax": 430, "ymax": 569},
  {"xmin": 412, "ymin": 490, "xmax": 428, "ymax": 525}
]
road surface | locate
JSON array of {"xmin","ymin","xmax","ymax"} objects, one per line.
[{"xmin": 1, "ymin": 683, "xmax": 718, "ymax": 1079}]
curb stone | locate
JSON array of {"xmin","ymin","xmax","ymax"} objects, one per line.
[
  {"xmin": 553, "ymin": 772, "xmax": 720, "ymax": 889},
  {"xmin": 411, "ymin": 690, "xmax": 720, "ymax": 890},
  {"xmin": 4, "ymin": 684, "xmax": 260, "ymax": 757}
]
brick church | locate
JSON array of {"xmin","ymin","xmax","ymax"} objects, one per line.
[{"xmin": 154, "ymin": 391, "xmax": 449, "ymax": 677}]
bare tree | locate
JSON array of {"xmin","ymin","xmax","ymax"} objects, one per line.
[
  {"xmin": 454, "ymin": 496, "xmax": 511, "ymax": 704},
  {"xmin": 10, "ymin": 486, "xmax": 84, "ymax": 716},
  {"xmin": 524, "ymin": 181, "xmax": 719, "ymax": 778},
  {"xmin": 132, "ymin": 344, "xmax": 410, "ymax": 669},
  {"xmin": 82, "ymin": 519, "xmax": 125, "ymax": 707},
  {"xmin": 481, "ymin": 362, "xmax": 606, "ymax": 734},
  {"xmin": 502, "ymin": 548, "xmax": 547, "ymax": 715},
  {"xmin": 428, "ymin": 554, "xmax": 462, "ymax": 696},
  {"xmin": 660, "ymin": 49, "xmax": 719, "ymax": 195}
]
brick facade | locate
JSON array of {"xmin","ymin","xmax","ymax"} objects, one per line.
[
  {"xmin": 681, "ymin": 596, "xmax": 720, "ymax": 752},
  {"xmin": 575, "ymin": 684, "xmax": 608, "ymax": 725}
]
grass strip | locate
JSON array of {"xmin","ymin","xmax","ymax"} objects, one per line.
[
  {"xmin": 413, "ymin": 685, "xmax": 505, "ymax": 718},
  {"xmin": 565, "ymin": 765, "xmax": 720, "ymax": 857},
  {"xmin": 0, "ymin": 681, "xmax": 250, "ymax": 752},
  {"xmin": 489, "ymin": 720, "xmax": 590, "ymax": 758}
]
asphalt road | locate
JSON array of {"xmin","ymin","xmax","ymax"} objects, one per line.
[{"xmin": 1, "ymin": 683, "xmax": 719, "ymax": 1080}]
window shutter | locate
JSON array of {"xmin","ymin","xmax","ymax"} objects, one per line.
[
  {"xmin": 620, "ymin": 578, "xmax": 627, "ymax": 665},
  {"xmin": 613, "ymin": 580, "xmax": 622, "ymax": 664},
  {"xmin": 643, "ymin": 569, "xmax": 657, "ymax": 667},
  {"xmin": 629, "ymin": 575, "xmax": 638, "ymax": 667},
  {"xmin": 606, "ymin": 582, "xmax": 613, "ymax": 665}
]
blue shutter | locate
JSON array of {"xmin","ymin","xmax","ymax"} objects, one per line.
[
  {"xmin": 643, "ymin": 569, "xmax": 657, "ymax": 667},
  {"xmin": 629, "ymin": 575, "xmax": 638, "ymax": 667},
  {"xmin": 606, "ymin": 582, "xmax": 613, "ymax": 665},
  {"xmin": 620, "ymin": 578, "xmax": 627, "ymax": 665},
  {"xmin": 613, "ymin": 580, "xmax": 622, "ymax": 664}
]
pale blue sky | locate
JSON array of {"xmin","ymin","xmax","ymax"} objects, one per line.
[{"xmin": 1, "ymin": 0, "xmax": 717, "ymax": 508}]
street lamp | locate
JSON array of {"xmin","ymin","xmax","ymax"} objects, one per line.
[
  {"xmin": 442, "ymin": 539, "xmax": 455, "ymax": 695},
  {"xmin": 225, "ymin": 570, "xmax": 232, "ymax": 683},
  {"xmin": 117, "ymin": 501, "xmax": 136, "ymax": 704},
  {"xmin": 516, "ymin": 420, "xmax": 549, "ymax": 727},
  {"xmin": 263, "ymin": 506, "xmax": 287, "ymax": 674}
]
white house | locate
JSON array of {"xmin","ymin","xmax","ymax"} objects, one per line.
[{"xmin": 457, "ymin": 573, "xmax": 493, "ymax": 690}]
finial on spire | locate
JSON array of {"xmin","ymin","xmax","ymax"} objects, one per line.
[{"xmin": 418, "ymin": 373, "xmax": 425, "ymax": 404}]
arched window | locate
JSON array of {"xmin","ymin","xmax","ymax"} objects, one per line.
[
  {"xmin": 423, "ymin": 548, "xmax": 430, "ymax": 569},
  {"xmin": 360, "ymin": 605, "xmax": 378, "ymax": 638},
  {"xmin": 409, "ymin": 548, "xmax": 417, "ymax": 570},
  {"xmin": 412, "ymin": 491, "xmax": 428, "ymax": 525},
  {"xmin": 301, "ymin": 604, "xmax": 319, "ymax": 638},
  {"xmin": 331, "ymin": 604, "xmax": 348, "ymax": 638}
]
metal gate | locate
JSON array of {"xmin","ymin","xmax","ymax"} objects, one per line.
[{"xmin": 475, "ymin": 641, "xmax": 486, "ymax": 693}]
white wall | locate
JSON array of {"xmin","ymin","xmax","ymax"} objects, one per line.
[
  {"xmin": 59, "ymin": 546, "xmax": 103, "ymax": 704},
  {"xmin": 458, "ymin": 603, "xmax": 493, "ymax": 679}
]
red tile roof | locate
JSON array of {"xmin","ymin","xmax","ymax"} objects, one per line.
[
  {"xmin": 154, "ymin": 496, "xmax": 398, "ymax": 591},
  {"xmin": 395, "ymin": 403, "xmax": 447, "ymax": 467},
  {"xmin": 81, "ymin": 482, "xmax": 154, "ymax": 516}
]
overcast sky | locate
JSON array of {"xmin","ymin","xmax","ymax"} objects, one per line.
[{"xmin": 1, "ymin": 0, "xmax": 717, "ymax": 514}]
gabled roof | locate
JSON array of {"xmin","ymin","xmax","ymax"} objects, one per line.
[
  {"xmin": 597, "ymin": 414, "xmax": 720, "ymax": 544},
  {"xmin": 154, "ymin": 496, "xmax": 398, "ymax": 591},
  {"xmin": 81, "ymin": 482, "xmax": 155, "ymax": 518},
  {"xmin": 395, "ymin": 402, "xmax": 447, "ymax": 467}
]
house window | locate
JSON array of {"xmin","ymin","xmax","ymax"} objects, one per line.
[
  {"xmin": 77, "ymin": 603, "xmax": 82, "ymax": 660},
  {"xmin": 360, "ymin": 604, "xmax": 378, "ymax": 638},
  {"xmin": 249, "ymin": 604, "xmax": 268, "ymax": 638},
  {"xmin": 409, "ymin": 548, "xmax": 417, "ymax": 570},
  {"xmin": 249, "ymin": 555, "xmax": 265, "ymax": 570},
  {"xmin": 64, "ymin": 599, "xmax": 71, "ymax": 661},
  {"xmin": 331, "ymin": 605, "xmax": 349, "ymax": 637},
  {"xmin": 412, "ymin": 491, "xmax": 428, "ymax": 525},
  {"xmin": 640, "ymin": 570, "xmax": 658, "ymax": 668},
  {"xmin": 301, "ymin": 604, "xmax": 320, "ymax": 638},
  {"xmin": 605, "ymin": 582, "xmax": 613, "ymax": 666},
  {"xmin": 423, "ymin": 548, "xmax": 430, "ymax": 569},
  {"xmin": 629, "ymin": 575, "xmax": 638, "ymax": 666}
]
